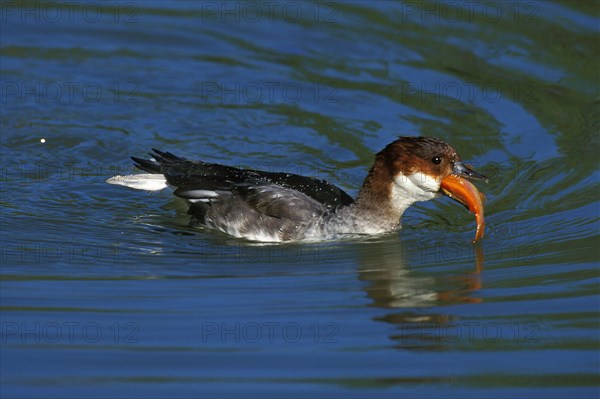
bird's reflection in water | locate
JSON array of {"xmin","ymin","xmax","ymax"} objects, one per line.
[{"xmin": 357, "ymin": 236, "xmax": 484, "ymax": 350}]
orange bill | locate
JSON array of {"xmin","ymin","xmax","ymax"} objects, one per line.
[{"xmin": 440, "ymin": 174, "xmax": 485, "ymax": 243}]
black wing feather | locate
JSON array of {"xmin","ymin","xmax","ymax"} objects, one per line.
[{"xmin": 132, "ymin": 149, "xmax": 354, "ymax": 209}]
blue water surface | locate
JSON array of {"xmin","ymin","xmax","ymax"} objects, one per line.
[{"xmin": 1, "ymin": 1, "xmax": 599, "ymax": 398}]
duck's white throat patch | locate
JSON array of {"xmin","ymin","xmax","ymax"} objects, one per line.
[{"xmin": 391, "ymin": 172, "xmax": 440, "ymax": 207}]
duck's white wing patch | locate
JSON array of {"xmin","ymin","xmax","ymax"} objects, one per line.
[
  {"xmin": 106, "ymin": 174, "xmax": 168, "ymax": 191},
  {"xmin": 176, "ymin": 189, "xmax": 219, "ymax": 198}
]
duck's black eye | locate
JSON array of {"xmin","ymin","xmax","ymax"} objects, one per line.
[{"xmin": 431, "ymin": 156, "xmax": 442, "ymax": 165}]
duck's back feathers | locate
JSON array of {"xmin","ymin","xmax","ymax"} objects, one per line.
[{"xmin": 132, "ymin": 149, "xmax": 354, "ymax": 209}]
